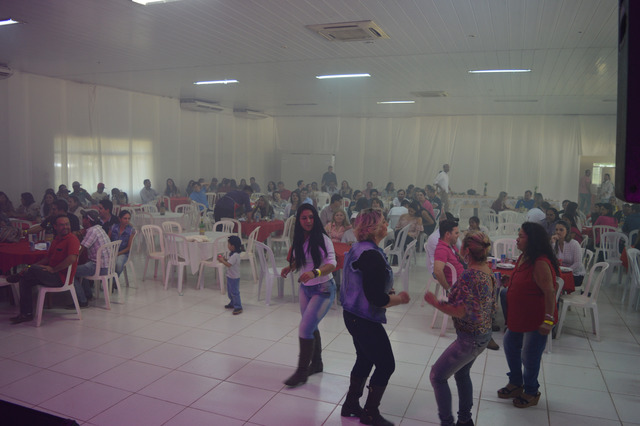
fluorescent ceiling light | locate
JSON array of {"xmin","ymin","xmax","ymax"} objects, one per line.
[
  {"xmin": 468, "ymin": 69, "xmax": 531, "ymax": 74},
  {"xmin": 377, "ymin": 100, "xmax": 415, "ymax": 104},
  {"xmin": 131, "ymin": 0, "xmax": 179, "ymax": 5},
  {"xmin": 316, "ymin": 73, "xmax": 371, "ymax": 79},
  {"xmin": 0, "ymin": 18, "xmax": 19, "ymax": 26},
  {"xmin": 194, "ymin": 79, "xmax": 238, "ymax": 85}
]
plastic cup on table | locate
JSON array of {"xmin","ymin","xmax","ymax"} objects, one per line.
[
  {"xmin": 492, "ymin": 258, "xmax": 497, "ymax": 269},
  {"xmin": 501, "ymin": 254, "xmax": 506, "ymax": 263}
]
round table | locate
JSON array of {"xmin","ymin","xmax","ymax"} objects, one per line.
[
  {"xmin": 0, "ymin": 241, "xmax": 49, "ymax": 271},
  {"xmin": 240, "ymin": 220, "xmax": 284, "ymax": 243}
]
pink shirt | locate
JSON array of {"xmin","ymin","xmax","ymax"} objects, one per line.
[
  {"xmin": 422, "ymin": 200, "xmax": 435, "ymax": 219},
  {"xmin": 434, "ymin": 239, "xmax": 464, "ymax": 286},
  {"xmin": 579, "ymin": 175, "xmax": 591, "ymax": 194}
]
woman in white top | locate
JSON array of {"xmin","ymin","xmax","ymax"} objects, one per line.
[
  {"xmin": 551, "ymin": 220, "xmax": 585, "ymax": 287},
  {"xmin": 281, "ymin": 204, "xmax": 337, "ymax": 387}
]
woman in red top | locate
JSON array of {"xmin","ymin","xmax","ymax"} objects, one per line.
[{"xmin": 497, "ymin": 222, "xmax": 559, "ymax": 408}]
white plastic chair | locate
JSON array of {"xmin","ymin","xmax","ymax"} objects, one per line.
[
  {"xmin": 546, "ymin": 276, "xmax": 564, "ymax": 354},
  {"xmin": 141, "ymin": 225, "xmax": 166, "ymax": 282},
  {"xmin": 628, "ymin": 229, "xmax": 639, "ymax": 248},
  {"xmin": 556, "ymin": 262, "xmax": 610, "ymax": 341},
  {"xmin": 163, "ymin": 232, "xmax": 191, "ymax": 295},
  {"xmin": 593, "ymin": 225, "xmax": 617, "ymax": 262},
  {"xmin": 392, "ymin": 240, "xmax": 416, "ymax": 293},
  {"xmin": 315, "ymin": 192, "xmax": 330, "ymax": 208},
  {"xmin": 0, "ymin": 276, "xmax": 20, "ymax": 304},
  {"xmin": 162, "ymin": 221, "xmax": 183, "ymax": 233},
  {"xmin": 497, "ymin": 222, "xmax": 520, "ymax": 236},
  {"xmin": 386, "ymin": 224, "xmax": 411, "ymax": 266},
  {"xmin": 254, "ymin": 241, "xmax": 295, "ymax": 305},
  {"xmin": 601, "ymin": 232, "xmax": 628, "ymax": 286},
  {"xmin": 85, "ymin": 240, "xmax": 122, "ymax": 309},
  {"xmin": 142, "ymin": 204, "xmax": 158, "ymax": 213},
  {"xmin": 492, "ymin": 238, "xmax": 518, "ymax": 259},
  {"xmin": 498, "ymin": 211, "xmax": 521, "ymax": 224},
  {"xmin": 240, "ymin": 226, "xmax": 260, "ymax": 284},
  {"xmin": 206, "ymin": 192, "xmax": 216, "ymax": 209},
  {"xmin": 111, "ymin": 205, "xmax": 121, "ymax": 217},
  {"xmin": 196, "ymin": 235, "xmax": 228, "ymax": 293},
  {"xmin": 35, "ymin": 262, "xmax": 82, "ymax": 327},
  {"xmin": 581, "ymin": 248, "xmax": 594, "ymax": 274},
  {"xmin": 10, "ymin": 219, "xmax": 32, "ymax": 230},
  {"xmin": 430, "ymin": 262, "xmax": 457, "ymax": 336},
  {"xmin": 212, "ymin": 220, "xmax": 235, "ymax": 234},
  {"xmin": 270, "ymin": 215, "xmax": 295, "ymax": 255}
]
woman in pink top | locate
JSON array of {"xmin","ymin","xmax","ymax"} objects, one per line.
[
  {"xmin": 325, "ymin": 209, "xmax": 351, "ymax": 243},
  {"xmin": 593, "ymin": 203, "xmax": 618, "ymax": 244}
]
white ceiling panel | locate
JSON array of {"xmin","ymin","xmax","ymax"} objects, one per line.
[{"xmin": 0, "ymin": 0, "xmax": 619, "ymax": 117}]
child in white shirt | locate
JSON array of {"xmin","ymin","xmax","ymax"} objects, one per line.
[{"xmin": 217, "ymin": 235, "xmax": 244, "ymax": 315}]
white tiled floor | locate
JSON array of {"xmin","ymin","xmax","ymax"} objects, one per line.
[{"xmin": 1, "ymin": 250, "xmax": 640, "ymax": 425}]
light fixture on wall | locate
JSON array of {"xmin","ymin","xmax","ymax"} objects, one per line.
[
  {"xmin": 0, "ymin": 18, "xmax": 20, "ymax": 26},
  {"xmin": 376, "ymin": 100, "xmax": 415, "ymax": 104},
  {"xmin": 194, "ymin": 79, "xmax": 239, "ymax": 85},
  {"xmin": 131, "ymin": 0, "xmax": 179, "ymax": 5},
  {"xmin": 468, "ymin": 69, "xmax": 531, "ymax": 74},
  {"xmin": 316, "ymin": 73, "xmax": 371, "ymax": 79}
]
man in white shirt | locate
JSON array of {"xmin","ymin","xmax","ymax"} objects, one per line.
[
  {"xmin": 392, "ymin": 189, "xmax": 406, "ymax": 207},
  {"xmin": 598, "ymin": 173, "xmax": 615, "ymax": 203},
  {"xmin": 91, "ymin": 183, "xmax": 109, "ymax": 203},
  {"xmin": 434, "ymin": 164, "xmax": 451, "ymax": 213},
  {"xmin": 140, "ymin": 179, "xmax": 159, "ymax": 204}
]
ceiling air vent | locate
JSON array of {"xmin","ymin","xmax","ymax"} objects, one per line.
[
  {"xmin": 411, "ymin": 91, "xmax": 448, "ymax": 98},
  {"xmin": 306, "ymin": 20, "xmax": 389, "ymax": 42},
  {"xmin": 180, "ymin": 99, "xmax": 227, "ymax": 113}
]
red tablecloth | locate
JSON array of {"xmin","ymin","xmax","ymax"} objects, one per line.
[
  {"xmin": 241, "ymin": 220, "xmax": 284, "ymax": 242},
  {"xmin": 0, "ymin": 241, "xmax": 49, "ymax": 271},
  {"xmin": 333, "ymin": 242, "xmax": 351, "ymax": 271},
  {"xmin": 491, "ymin": 263, "xmax": 575, "ymax": 294}
]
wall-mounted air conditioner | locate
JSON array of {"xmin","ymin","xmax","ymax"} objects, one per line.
[
  {"xmin": 233, "ymin": 109, "xmax": 270, "ymax": 120},
  {"xmin": 180, "ymin": 99, "xmax": 227, "ymax": 113},
  {"xmin": 0, "ymin": 64, "xmax": 13, "ymax": 80}
]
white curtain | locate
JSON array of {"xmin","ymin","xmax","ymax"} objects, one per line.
[
  {"xmin": 0, "ymin": 72, "xmax": 277, "ymax": 204},
  {"xmin": 0, "ymin": 71, "xmax": 615, "ymax": 206},
  {"xmin": 274, "ymin": 115, "xmax": 614, "ymax": 201}
]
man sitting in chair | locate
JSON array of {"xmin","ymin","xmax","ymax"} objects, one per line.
[
  {"xmin": 70, "ymin": 210, "xmax": 111, "ymax": 309},
  {"xmin": 10, "ymin": 215, "xmax": 80, "ymax": 324}
]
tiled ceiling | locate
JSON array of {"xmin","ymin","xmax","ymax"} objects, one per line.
[{"xmin": 0, "ymin": 0, "xmax": 618, "ymax": 117}]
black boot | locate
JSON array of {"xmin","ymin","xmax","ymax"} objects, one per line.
[
  {"xmin": 308, "ymin": 330, "xmax": 323, "ymax": 375},
  {"xmin": 284, "ymin": 338, "xmax": 314, "ymax": 387},
  {"xmin": 360, "ymin": 384, "xmax": 394, "ymax": 426},
  {"xmin": 341, "ymin": 375, "xmax": 366, "ymax": 417}
]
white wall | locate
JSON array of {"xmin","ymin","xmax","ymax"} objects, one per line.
[{"xmin": 0, "ymin": 71, "xmax": 616, "ymax": 206}]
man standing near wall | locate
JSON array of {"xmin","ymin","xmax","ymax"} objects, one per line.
[
  {"xmin": 578, "ymin": 169, "xmax": 592, "ymax": 214},
  {"xmin": 434, "ymin": 164, "xmax": 451, "ymax": 213},
  {"xmin": 598, "ymin": 173, "xmax": 614, "ymax": 203},
  {"xmin": 321, "ymin": 166, "xmax": 336, "ymax": 190}
]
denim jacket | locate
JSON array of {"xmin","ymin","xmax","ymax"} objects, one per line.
[{"xmin": 340, "ymin": 241, "xmax": 393, "ymax": 323}]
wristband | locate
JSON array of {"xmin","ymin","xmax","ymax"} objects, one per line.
[
  {"xmin": 543, "ymin": 320, "xmax": 554, "ymax": 326},
  {"xmin": 315, "ymin": 269, "xmax": 321, "ymax": 277}
]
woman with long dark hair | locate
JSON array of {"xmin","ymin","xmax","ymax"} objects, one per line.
[
  {"xmin": 164, "ymin": 178, "xmax": 181, "ymax": 197},
  {"xmin": 14, "ymin": 192, "xmax": 40, "ymax": 221},
  {"xmin": 498, "ymin": 222, "xmax": 559, "ymax": 408},
  {"xmin": 281, "ymin": 204, "xmax": 336, "ymax": 387},
  {"xmin": 552, "ymin": 220, "xmax": 585, "ymax": 287}
]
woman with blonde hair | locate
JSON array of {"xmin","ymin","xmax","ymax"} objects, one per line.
[
  {"xmin": 340, "ymin": 208, "xmax": 410, "ymax": 425},
  {"xmin": 325, "ymin": 209, "xmax": 351, "ymax": 243},
  {"xmin": 425, "ymin": 231, "xmax": 497, "ymax": 426}
]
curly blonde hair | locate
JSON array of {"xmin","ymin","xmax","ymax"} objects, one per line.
[{"xmin": 353, "ymin": 208, "xmax": 384, "ymax": 242}]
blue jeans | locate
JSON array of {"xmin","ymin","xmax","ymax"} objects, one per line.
[
  {"xmin": 115, "ymin": 254, "xmax": 128, "ymax": 276},
  {"xmin": 503, "ymin": 329, "xmax": 548, "ymax": 395},
  {"xmin": 430, "ymin": 331, "xmax": 491, "ymax": 426},
  {"xmin": 227, "ymin": 277, "xmax": 242, "ymax": 309},
  {"xmin": 74, "ymin": 261, "xmax": 108, "ymax": 304},
  {"xmin": 298, "ymin": 279, "xmax": 336, "ymax": 339},
  {"xmin": 578, "ymin": 193, "xmax": 591, "ymax": 214}
]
